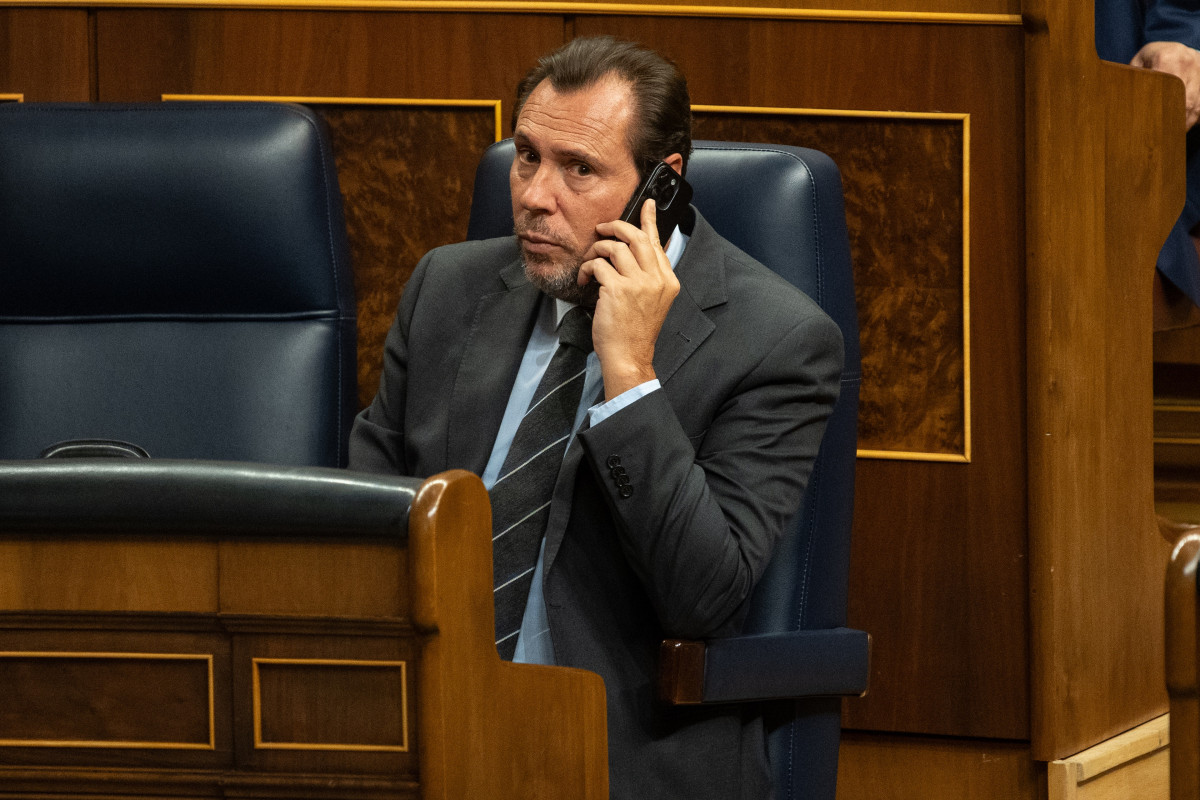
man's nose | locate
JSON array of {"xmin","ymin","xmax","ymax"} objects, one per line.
[{"xmin": 519, "ymin": 164, "xmax": 559, "ymax": 214}]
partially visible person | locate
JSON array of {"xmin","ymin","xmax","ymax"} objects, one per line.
[{"xmin": 1098, "ymin": 0, "xmax": 1200, "ymax": 314}]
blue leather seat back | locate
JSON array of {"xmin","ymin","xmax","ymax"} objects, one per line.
[
  {"xmin": 468, "ymin": 139, "xmax": 861, "ymax": 800},
  {"xmin": 0, "ymin": 102, "xmax": 357, "ymax": 465}
]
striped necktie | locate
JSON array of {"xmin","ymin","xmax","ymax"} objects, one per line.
[{"xmin": 490, "ymin": 306, "xmax": 593, "ymax": 659}]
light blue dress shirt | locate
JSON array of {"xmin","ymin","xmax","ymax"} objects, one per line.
[{"xmin": 481, "ymin": 227, "xmax": 689, "ymax": 664}]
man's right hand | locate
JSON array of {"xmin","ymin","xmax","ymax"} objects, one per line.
[
  {"xmin": 578, "ymin": 199, "xmax": 681, "ymax": 401},
  {"xmin": 1132, "ymin": 40, "xmax": 1200, "ymax": 130}
]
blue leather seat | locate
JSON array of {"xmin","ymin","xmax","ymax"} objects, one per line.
[
  {"xmin": 0, "ymin": 102, "xmax": 357, "ymax": 466},
  {"xmin": 467, "ymin": 139, "xmax": 868, "ymax": 800}
]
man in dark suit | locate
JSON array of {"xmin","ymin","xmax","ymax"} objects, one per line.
[
  {"xmin": 1097, "ymin": 0, "xmax": 1200, "ymax": 314},
  {"xmin": 349, "ymin": 36, "xmax": 842, "ymax": 798}
]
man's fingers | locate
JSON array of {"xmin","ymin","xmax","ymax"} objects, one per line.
[
  {"xmin": 1131, "ymin": 41, "xmax": 1200, "ymax": 129},
  {"xmin": 588, "ymin": 238, "xmax": 643, "ymax": 275},
  {"xmin": 579, "ymin": 255, "xmax": 618, "ymax": 286},
  {"xmin": 640, "ymin": 198, "xmax": 660, "ymax": 246}
]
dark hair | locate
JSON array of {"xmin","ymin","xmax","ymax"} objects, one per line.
[{"xmin": 512, "ymin": 36, "xmax": 693, "ymax": 177}]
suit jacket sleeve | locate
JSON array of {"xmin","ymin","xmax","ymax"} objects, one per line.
[
  {"xmin": 1145, "ymin": 0, "xmax": 1200, "ymax": 52},
  {"xmin": 347, "ymin": 250, "xmax": 433, "ymax": 475},
  {"xmin": 577, "ymin": 306, "xmax": 843, "ymax": 640}
]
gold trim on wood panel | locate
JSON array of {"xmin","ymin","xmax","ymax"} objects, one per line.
[
  {"xmin": 7, "ymin": 1, "xmax": 1026, "ymax": 24},
  {"xmin": 695, "ymin": 105, "xmax": 972, "ymax": 122},
  {"xmin": 1155, "ymin": 403, "xmax": 1200, "ymax": 413},
  {"xmin": 251, "ymin": 657, "xmax": 410, "ymax": 752},
  {"xmin": 163, "ymin": 93, "xmax": 504, "ymax": 142},
  {"xmin": 1155, "ymin": 437, "xmax": 1200, "ymax": 446},
  {"xmin": 0, "ymin": 651, "xmax": 216, "ymax": 750},
  {"xmin": 0, "ymin": 94, "xmax": 23, "ymax": 102},
  {"xmin": 961, "ymin": 112, "xmax": 972, "ymax": 462},
  {"xmin": 695, "ymin": 104, "xmax": 973, "ymax": 463},
  {"xmin": 856, "ymin": 449, "xmax": 971, "ymax": 463}
]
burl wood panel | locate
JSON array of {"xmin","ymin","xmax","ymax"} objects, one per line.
[
  {"xmin": 695, "ymin": 111, "xmax": 966, "ymax": 455},
  {"xmin": 0, "ymin": 9, "xmax": 90, "ymax": 101},
  {"xmin": 313, "ymin": 104, "xmax": 498, "ymax": 409}
]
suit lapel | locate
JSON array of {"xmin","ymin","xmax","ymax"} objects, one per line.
[
  {"xmin": 654, "ymin": 211, "xmax": 728, "ymax": 383},
  {"xmin": 446, "ymin": 257, "xmax": 541, "ymax": 474}
]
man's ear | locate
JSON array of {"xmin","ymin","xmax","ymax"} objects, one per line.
[{"xmin": 665, "ymin": 152, "xmax": 684, "ymax": 174}]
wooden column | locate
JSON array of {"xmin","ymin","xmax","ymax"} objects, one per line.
[{"xmin": 1025, "ymin": 0, "xmax": 1181, "ymax": 761}]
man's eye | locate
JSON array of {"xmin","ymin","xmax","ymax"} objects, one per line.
[
  {"xmin": 518, "ymin": 149, "xmax": 538, "ymax": 164},
  {"xmin": 573, "ymin": 163, "xmax": 592, "ymax": 176}
]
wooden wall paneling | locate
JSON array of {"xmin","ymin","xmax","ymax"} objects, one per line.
[
  {"xmin": 693, "ymin": 109, "xmax": 969, "ymax": 458},
  {"xmin": 836, "ymin": 731, "xmax": 1045, "ymax": 800},
  {"xmin": 0, "ymin": 539, "xmax": 219, "ymax": 613},
  {"xmin": 219, "ymin": 539, "xmax": 408, "ymax": 616},
  {"xmin": 1024, "ymin": 0, "xmax": 1179, "ymax": 761},
  {"xmin": 577, "ymin": 14, "xmax": 1028, "ymax": 739},
  {"xmin": 0, "ymin": 9, "xmax": 90, "ymax": 100},
  {"xmin": 0, "ymin": 653, "xmax": 215, "ymax": 748},
  {"xmin": 93, "ymin": 10, "xmax": 558, "ymax": 106},
  {"xmin": 1047, "ymin": 715, "xmax": 1169, "ymax": 800},
  {"xmin": 0, "ymin": 627, "xmax": 233, "ymax": 772},
  {"xmin": 230, "ymin": 632, "xmax": 418, "ymax": 778}
]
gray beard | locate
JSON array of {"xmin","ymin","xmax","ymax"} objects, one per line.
[{"xmin": 522, "ymin": 251, "xmax": 588, "ymax": 305}]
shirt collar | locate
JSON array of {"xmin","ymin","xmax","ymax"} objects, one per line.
[{"xmin": 553, "ymin": 225, "xmax": 691, "ymax": 326}]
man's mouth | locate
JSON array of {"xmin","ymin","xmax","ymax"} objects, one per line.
[
  {"xmin": 515, "ymin": 218, "xmax": 570, "ymax": 254},
  {"xmin": 518, "ymin": 231, "xmax": 567, "ymax": 255}
]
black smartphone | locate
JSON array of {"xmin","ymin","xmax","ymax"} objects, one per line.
[
  {"xmin": 581, "ymin": 162, "xmax": 693, "ymax": 308},
  {"xmin": 618, "ymin": 161, "xmax": 693, "ymax": 243}
]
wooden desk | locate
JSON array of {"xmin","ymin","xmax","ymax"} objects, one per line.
[{"xmin": 0, "ymin": 464, "xmax": 607, "ymax": 799}]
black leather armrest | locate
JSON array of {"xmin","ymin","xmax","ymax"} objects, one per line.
[
  {"xmin": 658, "ymin": 627, "xmax": 870, "ymax": 705},
  {"xmin": 0, "ymin": 460, "xmax": 420, "ymax": 537}
]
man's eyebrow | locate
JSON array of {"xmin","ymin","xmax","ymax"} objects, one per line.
[
  {"xmin": 512, "ymin": 131, "xmax": 604, "ymax": 169},
  {"xmin": 556, "ymin": 147, "xmax": 598, "ymax": 164}
]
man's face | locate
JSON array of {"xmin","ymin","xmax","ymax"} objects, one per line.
[{"xmin": 510, "ymin": 75, "xmax": 642, "ymax": 303}]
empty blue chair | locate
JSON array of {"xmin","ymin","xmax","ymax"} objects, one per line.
[{"xmin": 0, "ymin": 102, "xmax": 356, "ymax": 465}]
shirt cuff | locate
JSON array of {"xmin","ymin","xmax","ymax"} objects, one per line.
[{"xmin": 587, "ymin": 380, "xmax": 661, "ymax": 427}]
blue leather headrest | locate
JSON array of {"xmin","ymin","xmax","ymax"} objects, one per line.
[
  {"xmin": 0, "ymin": 103, "xmax": 357, "ymax": 465},
  {"xmin": 0, "ymin": 102, "xmax": 350, "ymax": 317}
]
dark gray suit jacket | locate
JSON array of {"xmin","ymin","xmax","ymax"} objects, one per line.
[{"xmin": 349, "ymin": 211, "xmax": 843, "ymax": 799}]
